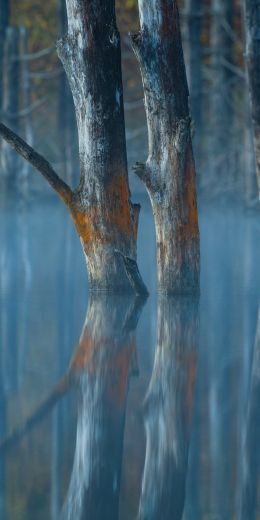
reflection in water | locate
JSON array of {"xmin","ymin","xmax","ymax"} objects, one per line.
[
  {"xmin": 138, "ymin": 297, "xmax": 199, "ymax": 520},
  {"xmin": 1, "ymin": 197, "xmax": 260, "ymax": 518},
  {"xmin": 61, "ymin": 295, "xmax": 145, "ymax": 520},
  {"xmin": 240, "ymin": 305, "xmax": 260, "ymax": 520}
]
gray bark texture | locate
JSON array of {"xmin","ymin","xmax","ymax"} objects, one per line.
[
  {"xmin": 244, "ymin": 0, "xmax": 260, "ymax": 195},
  {"xmin": 56, "ymin": 0, "xmax": 144, "ymax": 293},
  {"xmin": 132, "ymin": 0, "xmax": 200, "ymax": 294}
]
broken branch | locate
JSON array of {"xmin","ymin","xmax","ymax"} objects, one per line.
[{"xmin": 0, "ymin": 123, "xmax": 73, "ymax": 205}]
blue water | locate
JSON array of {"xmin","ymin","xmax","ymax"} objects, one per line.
[{"xmin": 0, "ymin": 187, "xmax": 260, "ymax": 519}]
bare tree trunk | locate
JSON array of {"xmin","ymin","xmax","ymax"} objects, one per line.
[
  {"xmin": 186, "ymin": 0, "xmax": 203, "ymax": 166},
  {"xmin": 209, "ymin": 0, "xmax": 235, "ymax": 191},
  {"xmin": 244, "ymin": 0, "xmax": 260, "ymax": 196},
  {"xmin": 57, "ymin": 0, "xmax": 146, "ymax": 293},
  {"xmin": 19, "ymin": 27, "xmax": 34, "ymax": 178},
  {"xmin": 132, "ymin": 0, "xmax": 200, "ymax": 294},
  {"xmin": 1, "ymin": 27, "xmax": 20, "ymax": 175},
  {"xmin": 0, "ymin": 0, "xmax": 9, "ymax": 108},
  {"xmin": 138, "ymin": 297, "xmax": 199, "ymax": 519},
  {"xmin": 0, "ymin": 0, "xmax": 148, "ymax": 295}
]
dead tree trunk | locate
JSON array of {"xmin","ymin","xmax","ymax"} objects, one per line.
[
  {"xmin": 244, "ymin": 0, "xmax": 260, "ymax": 195},
  {"xmin": 132, "ymin": 0, "xmax": 200, "ymax": 294},
  {"xmin": 0, "ymin": 0, "xmax": 148, "ymax": 295}
]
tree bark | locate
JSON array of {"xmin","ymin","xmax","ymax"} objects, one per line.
[
  {"xmin": 56, "ymin": 0, "xmax": 146, "ymax": 293},
  {"xmin": 132, "ymin": 0, "xmax": 200, "ymax": 294},
  {"xmin": 138, "ymin": 296, "xmax": 199, "ymax": 519},
  {"xmin": 244, "ymin": 0, "xmax": 260, "ymax": 196}
]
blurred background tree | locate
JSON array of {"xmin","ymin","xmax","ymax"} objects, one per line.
[{"xmin": 0, "ymin": 0, "xmax": 258, "ymax": 204}]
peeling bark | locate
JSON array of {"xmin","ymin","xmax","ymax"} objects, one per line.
[
  {"xmin": 138, "ymin": 297, "xmax": 199, "ymax": 519},
  {"xmin": 132, "ymin": 0, "xmax": 200, "ymax": 294},
  {"xmin": 56, "ymin": 0, "xmax": 146, "ymax": 293},
  {"xmin": 244, "ymin": 0, "xmax": 260, "ymax": 195}
]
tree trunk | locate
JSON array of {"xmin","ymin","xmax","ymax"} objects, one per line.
[
  {"xmin": 244, "ymin": 0, "xmax": 260, "ymax": 196},
  {"xmin": 138, "ymin": 297, "xmax": 199, "ymax": 519},
  {"xmin": 209, "ymin": 0, "xmax": 235, "ymax": 190},
  {"xmin": 186, "ymin": 0, "xmax": 203, "ymax": 167},
  {"xmin": 132, "ymin": 0, "xmax": 200, "ymax": 294},
  {"xmin": 1, "ymin": 27, "xmax": 20, "ymax": 175},
  {"xmin": 0, "ymin": 0, "xmax": 9, "ymax": 108},
  {"xmin": 19, "ymin": 27, "xmax": 34, "ymax": 178},
  {"xmin": 56, "ymin": 0, "xmax": 146, "ymax": 293},
  {"xmin": 61, "ymin": 294, "xmax": 143, "ymax": 519}
]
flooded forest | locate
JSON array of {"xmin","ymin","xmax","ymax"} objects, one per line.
[{"xmin": 0, "ymin": 0, "xmax": 260, "ymax": 519}]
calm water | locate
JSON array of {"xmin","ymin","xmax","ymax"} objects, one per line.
[{"xmin": 0, "ymin": 187, "xmax": 260, "ymax": 519}]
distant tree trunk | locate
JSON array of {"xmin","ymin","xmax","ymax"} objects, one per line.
[
  {"xmin": 0, "ymin": 0, "xmax": 148, "ymax": 295},
  {"xmin": 244, "ymin": 0, "xmax": 260, "ymax": 196},
  {"xmin": 0, "ymin": 0, "xmax": 9, "ymax": 108},
  {"xmin": 61, "ymin": 294, "xmax": 142, "ymax": 519},
  {"xmin": 1, "ymin": 27, "xmax": 20, "ymax": 174},
  {"xmin": 19, "ymin": 27, "xmax": 34, "ymax": 178},
  {"xmin": 57, "ymin": 0, "xmax": 77, "ymax": 185},
  {"xmin": 209, "ymin": 0, "xmax": 235, "ymax": 189},
  {"xmin": 186, "ymin": 0, "xmax": 203, "ymax": 166},
  {"xmin": 132, "ymin": 0, "xmax": 200, "ymax": 294},
  {"xmin": 138, "ymin": 297, "xmax": 199, "ymax": 519}
]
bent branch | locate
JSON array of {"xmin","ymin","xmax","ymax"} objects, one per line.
[{"xmin": 0, "ymin": 122, "xmax": 73, "ymax": 205}]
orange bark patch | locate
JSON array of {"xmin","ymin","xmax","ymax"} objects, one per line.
[
  {"xmin": 106, "ymin": 174, "xmax": 133, "ymax": 238},
  {"xmin": 176, "ymin": 145, "xmax": 199, "ymax": 244},
  {"xmin": 70, "ymin": 175, "xmax": 133, "ymax": 251},
  {"xmin": 70, "ymin": 209, "xmax": 105, "ymax": 250}
]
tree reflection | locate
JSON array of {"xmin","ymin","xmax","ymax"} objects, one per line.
[
  {"xmin": 61, "ymin": 294, "xmax": 145, "ymax": 520},
  {"xmin": 240, "ymin": 305, "xmax": 260, "ymax": 520},
  {"xmin": 138, "ymin": 297, "xmax": 199, "ymax": 520}
]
